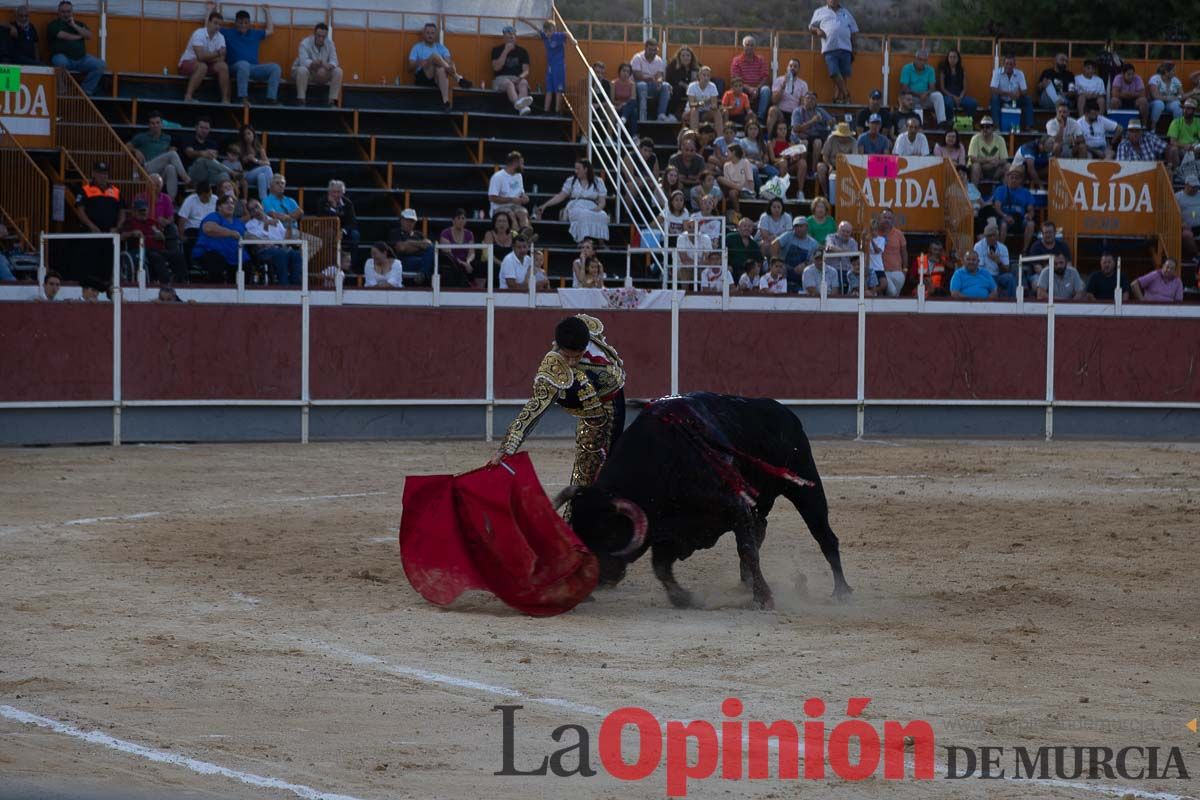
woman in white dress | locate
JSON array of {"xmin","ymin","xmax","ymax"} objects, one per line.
[
  {"xmin": 364, "ymin": 241, "xmax": 404, "ymax": 288},
  {"xmin": 537, "ymin": 159, "xmax": 609, "ymax": 244}
]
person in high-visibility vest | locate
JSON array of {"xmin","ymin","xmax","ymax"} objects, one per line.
[{"xmin": 912, "ymin": 239, "xmax": 952, "ymax": 297}]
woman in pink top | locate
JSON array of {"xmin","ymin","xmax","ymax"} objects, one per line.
[
  {"xmin": 1131, "ymin": 259, "xmax": 1183, "ymax": 303},
  {"xmin": 934, "ymin": 128, "xmax": 968, "ymax": 176},
  {"xmin": 612, "ymin": 62, "xmax": 638, "ymax": 133}
]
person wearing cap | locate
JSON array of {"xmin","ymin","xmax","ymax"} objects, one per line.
[
  {"xmin": 1079, "ymin": 102, "xmax": 1120, "ymax": 159},
  {"xmin": 767, "ymin": 59, "xmax": 809, "ymax": 136},
  {"xmin": 856, "ymin": 112, "xmax": 891, "ymax": 155},
  {"xmin": 853, "ymin": 90, "xmax": 892, "ymax": 136},
  {"xmin": 293, "ymin": 22, "xmax": 342, "ymax": 107},
  {"xmin": 772, "ymin": 217, "xmax": 820, "ymax": 292},
  {"xmin": 1045, "ymin": 98, "xmax": 1087, "ymax": 158},
  {"xmin": 491, "ymin": 25, "xmax": 533, "ymax": 116},
  {"xmin": 47, "ymin": 0, "xmax": 105, "ymax": 96},
  {"xmin": 900, "ymin": 48, "xmax": 946, "ymax": 128},
  {"xmin": 1148, "ymin": 62, "xmax": 1183, "ymax": 127},
  {"xmin": 1111, "ymin": 63, "xmax": 1150, "ymax": 127},
  {"xmin": 989, "ymin": 54, "xmax": 1034, "ymax": 132},
  {"xmin": 819, "ymin": 121, "xmax": 857, "ymax": 200},
  {"xmin": 1166, "ymin": 98, "xmax": 1200, "ymax": 169},
  {"xmin": 388, "ymin": 208, "xmax": 436, "ymax": 284},
  {"xmin": 990, "ymin": 167, "xmax": 1036, "ymax": 253},
  {"xmin": 1116, "ymin": 118, "xmax": 1167, "ymax": 162},
  {"xmin": 1131, "ymin": 259, "xmax": 1184, "ymax": 303},
  {"xmin": 120, "ymin": 198, "xmax": 186, "ymax": 285},
  {"xmin": 892, "ymin": 116, "xmax": 929, "ymax": 157},
  {"xmin": 409, "ymin": 22, "xmax": 470, "ymax": 112},
  {"xmin": 1175, "ymin": 176, "xmax": 1200, "ymax": 261},
  {"xmin": 221, "ymin": 7, "xmax": 281, "ymax": 105},
  {"xmin": 808, "ymin": 0, "xmax": 858, "ymax": 105},
  {"xmin": 73, "ymin": 161, "xmax": 121, "ymax": 283},
  {"xmin": 179, "ymin": 9, "xmax": 231, "ymax": 104},
  {"xmin": 973, "ymin": 222, "xmax": 1014, "ymax": 297},
  {"xmin": 1083, "ymin": 252, "xmax": 1130, "ymax": 303},
  {"xmin": 967, "ymin": 117, "xmax": 1008, "ymax": 186},
  {"xmin": 949, "ymin": 250, "xmax": 996, "ymax": 300}
]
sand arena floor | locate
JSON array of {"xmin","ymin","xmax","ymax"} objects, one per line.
[{"xmin": 0, "ymin": 438, "xmax": 1198, "ymax": 800}]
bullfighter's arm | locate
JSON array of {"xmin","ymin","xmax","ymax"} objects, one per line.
[{"xmin": 498, "ymin": 352, "xmax": 574, "ymax": 457}]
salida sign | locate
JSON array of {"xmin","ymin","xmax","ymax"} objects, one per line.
[
  {"xmin": 0, "ymin": 66, "xmax": 55, "ymax": 147},
  {"xmin": 836, "ymin": 155, "xmax": 946, "ymax": 232},
  {"xmin": 1050, "ymin": 160, "xmax": 1161, "ymax": 236}
]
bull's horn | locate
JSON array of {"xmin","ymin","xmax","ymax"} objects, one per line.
[
  {"xmin": 553, "ymin": 485, "xmax": 584, "ymax": 510},
  {"xmin": 611, "ymin": 499, "xmax": 648, "ymax": 558}
]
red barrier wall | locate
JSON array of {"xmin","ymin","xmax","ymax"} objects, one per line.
[
  {"xmin": 0, "ymin": 303, "xmax": 112, "ymax": 402},
  {"xmin": 866, "ymin": 314, "xmax": 1047, "ymax": 400},
  {"xmin": 310, "ymin": 307, "xmax": 486, "ymax": 399},
  {"xmin": 122, "ymin": 304, "xmax": 301, "ymax": 400},
  {"xmin": 678, "ymin": 312, "xmax": 857, "ymax": 399},
  {"xmin": 1055, "ymin": 317, "xmax": 1200, "ymax": 403}
]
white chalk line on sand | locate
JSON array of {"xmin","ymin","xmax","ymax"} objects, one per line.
[
  {"xmin": 63, "ymin": 512, "xmax": 162, "ymax": 526},
  {"xmin": 270, "ymin": 491, "xmax": 388, "ymax": 503},
  {"xmin": 0, "ymin": 705, "xmax": 367, "ymax": 800},
  {"xmin": 297, "ymin": 639, "xmax": 1193, "ymax": 800}
]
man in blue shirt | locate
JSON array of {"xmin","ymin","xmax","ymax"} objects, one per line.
[
  {"xmin": 989, "ymin": 167, "xmax": 1036, "ymax": 252},
  {"xmin": 949, "ymin": 250, "xmax": 997, "ymax": 300},
  {"xmin": 223, "ymin": 8, "xmax": 281, "ymax": 104},
  {"xmin": 409, "ymin": 22, "xmax": 470, "ymax": 111},
  {"xmin": 772, "ymin": 218, "xmax": 820, "ymax": 292},
  {"xmin": 856, "ymin": 113, "xmax": 891, "ymax": 154}
]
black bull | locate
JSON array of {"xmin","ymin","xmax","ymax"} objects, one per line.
[{"xmin": 555, "ymin": 392, "xmax": 852, "ymax": 609}]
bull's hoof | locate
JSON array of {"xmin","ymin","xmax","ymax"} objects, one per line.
[
  {"xmin": 667, "ymin": 588, "xmax": 694, "ymax": 609},
  {"xmin": 832, "ymin": 583, "xmax": 854, "ymax": 603},
  {"xmin": 753, "ymin": 592, "xmax": 775, "ymax": 611}
]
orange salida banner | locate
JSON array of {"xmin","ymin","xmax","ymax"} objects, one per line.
[{"xmin": 836, "ymin": 155, "xmax": 947, "ymax": 233}]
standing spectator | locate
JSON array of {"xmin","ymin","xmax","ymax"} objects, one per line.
[
  {"xmin": 808, "ymin": 0, "xmax": 857, "ymax": 105},
  {"xmin": 245, "ymin": 198, "xmax": 302, "ymax": 285},
  {"xmin": 316, "ymin": 179, "xmax": 358, "ymax": 248},
  {"xmin": 223, "ymin": 7, "xmax": 280, "ymax": 104},
  {"xmin": 387, "ymin": 208, "xmax": 435, "ymax": 284},
  {"xmin": 989, "ymin": 54, "xmax": 1034, "ymax": 131},
  {"xmin": 364, "ymin": 242, "xmax": 403, "ymax": 288},
  {"xmin": 819, "ymin": 122, "xmax": 856, "ymax": 200},
  {"xmin": 4, "ymin": 5, "xmax": 39, "ymax": 65},
  {"xmin": 487, "ymin": 151, "xmax": 531, "ymax": 229},
  {"xmin": 857, "ymin": 113, "xmax": 891, "ymax": 155},
  {"xmin": 176, "ymin": 181, "xmax": 216, "ymax": 256},
  {"xmin": 900, "ymin": 49, "xmax": 945, "ymax": 129},
  {"xmin": 792, "ymin": 92, "xmax": 833, "ymax": 171},
  {"xmin": 807, "ymin": 196, "xmax": 836, "ymax": 242},
  {"xmin": 47, "ymin": 0, "xmax": 104, "ymax": 96},
  {"xmin": 128, "ymin": 110, "xmax": 190, "ymax": 198},
  {"xmin": 1073, "ymin": 59, "xmax": 1107, "ymax": 117},
  {"xmin": 1035, "ymin": 253, "xmax": 1086, "ymax": 301},
  {"xmin": 664, "ymin": 46, "xmax": 699, "ymax": 122},
  {"xmin": 1037, "ymin": 52, "xmax": 1075, "ymax": 111},
  {"xmin": 631, "ymin": 39, "xmax": 671, "ymax": 122},
  {"xmin": 408, "ymin": 22, "xmax": 468, "ymax": 112},
  {"xmin": 1046, "ymin": 98, "xmax": 1087, "ymax": 158},
  {"xmin": 120, "ymin": 198, "xmax": 186, "ymax": 284},
  {"xmin": 773, "ymin": 217, "xmax": 820, "ymax": 292},
  {"xmin": 491, "ymin": 25, "xmax": 532, "ymax": 116},
  {"xmin": 767, "ymin": 59, "xmax": 808, "ymax": 136},
  {"xmin": 439, "ymin": 208, "xmax": 476, "ymax": 284},
  {"xmin": 949, "ymin": 250, "xmax": 996, "ymax": 300},
  {"xmin": 524, "ymin": 18, "xmax": 566, "ymax": 115},
  {"xmin": 935, "ymin": 127, "xmax": 967, "ymax": 176},
  {"xmin": 612, "ymin": 62, "xmax": 639, "ymax": 133},
  {"xmin": 855, "ymin": 90, "xmax": 894, "ymax": 137},
  {"xmin": 482, "ymin": 211, "xmax": 515, "ymax": 279},
  {"xmin": 262, "ymin": 174, "xmax": 302, "ymax": 238},
  {"xmin": 1148, "ymin": 62, "xmax": 1183, "ymax": 128},
  {"xmin": 973, "ymin": 222, "xmax": 1014, "ymax": 297},
  {"xmin": 968, "ymin": 117, "xmax": 1008, "ymax": 186},
  {"xmin": 537, "ymin": 158, "xmax": 609, "ymax": 245},
  {"xmin": 892, "ymin": 116, "xmax": 930, "ymax": 156},
  {"xmin": 179, "ymin": 11, "xmax": 230, "ymax": 104},
  {"xmin": 686, "ymin": 66, "xmax": 722, "ymax": 133},
  {"xmin": 1130, "ymin": 259, "xmax": 1183, "ymax": 303},
  {"xmin": 1111, "ymin": 63, "xmax": 1149, "ymax": 126},
  {"xmin": 668, "ymin": 136, "xmax": 707, "ymax": 190},
  {"xmin": 1116, "ymin": 119, "xmax": 1167, "ymax": 162},
  {"xmin": 498, "ymin": 236, "xmax": 547, "ymax": 290},
  {"xmin": 878, "ymin": 208, "xmax": 908, "ymax": 297},
  {"xmin": 731, "ymin": 35, "xmax": 771, "ymax": 122},
  {"xmin": 75, "ymin": 161, "xmax": 122, "ymax": 241},
  {"xmin": 1166, "ymin": 99, "xmax": 1200, "ymax": 170},
  {"xmin": 293, "ymin": 22, "xmax": 342, "ymax": 107},
  {"xmin": 236, "ymin": 124, "xmax": 273, "ymax": 200},
  {"xmin": 938, "ymin": 48, "xmax": 977, "ymax": 121},
  {"xmin": 1176, "ymin": 176, "xmax": 1200, "ymax": 260},
  {"xmin": 184, "ymin": 117, "xmax": 233, "ymax": 186},
  {"xmin": 721, "ymin": 76, "xmax": 752, "ymax": 127},
  {"xmin": 1079, "ymin": 102, "xmax": 1120, "ymax": 159},
  {"xmin": 192, "ymin": 193, "xmax": 244, "ymax": 282},
  {"xmin": 1084, "ymin": 252, "xmax": 1131, "ymax": 302}
]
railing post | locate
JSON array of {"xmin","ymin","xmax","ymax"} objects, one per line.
[
  {"xmin": 301, "ymin": 239, "xmax": 310, "ymax": 444},
  {"xmin": 236, "ymin": 247, "xmax": 246, "ymax": 301},
  {"xmin": 856, "ymin": 251, "xmax": 866, "ymax": 440},
  {"xmin": 1045, "ymin": 302, "xmax": 1055, "ymax": 441},
  {"xmin": 110, "ymin": 233, "xmax": 121, "ymax": 446},
  {"xmin": 1115, "ymin": 257, "xmax": 1123, "ymax": 315},
  {"xmin": 882, "ymin": 36, "xmax": 891, "ymax": 106}
]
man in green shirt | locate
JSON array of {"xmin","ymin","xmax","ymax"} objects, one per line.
[
  {"xmin": 968, "ymin": 116, "xmax": 1009, "ymax": 186},
  {"xmin": 1167, "ymin": 98, "xmax": 1200, "ymax": 169},
  {"xmin": 127, "ymin": 110, "xmax": 191, "ymax": 199},
  {"xmin": 47, "ymin": 0, "xmax": 105, "ymax": 95},
  {"xmin": 725, "ymin": 216, "xmax": 761, "ymax": 283}
]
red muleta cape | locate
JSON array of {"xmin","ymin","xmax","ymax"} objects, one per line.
[{"xmin": 399, "ymin": 453, "xmax": 599, "ymax": 617}]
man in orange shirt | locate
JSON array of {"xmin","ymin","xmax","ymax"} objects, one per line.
[{"xmin": 879, "ymin": 208, "xmax": 908, "ymax": 297}]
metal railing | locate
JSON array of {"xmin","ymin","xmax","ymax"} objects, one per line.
[
  {"xmin": 298, "ymin": 216, "xmax": 342, "ymax": 280},
  {"xmin": 0, "ymin": 118, "xmax": 50, "ymax": 253},
  {"xmin": 54, "ymin": 68, "xmax": 153, "ymax": 202}
]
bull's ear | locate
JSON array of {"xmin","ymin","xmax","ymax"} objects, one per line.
[{"xmin": 552, "ymin": 485, "xmax": 584, "ymax": 510}]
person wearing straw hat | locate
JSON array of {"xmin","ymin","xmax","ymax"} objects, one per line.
[{"xmin": 818, "ymin": 121, "xmax": 857, "ymax": 202}]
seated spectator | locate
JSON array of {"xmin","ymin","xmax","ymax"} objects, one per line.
[
  {"xmin": 791, "ymin": 92, "xmax": 833, "ymax": 172},
  {"xmin": 912, "ymin": 239, "xmax": 951, "ymax": 297},
  {"xmin": 177, "ymin": 181, "xmax": 216, "ymax": 255},
  {"xmin": 80, "ymin": 275, "xmax": 109, "ymax": 302},
  {"xmin": 315, "ymin": 179, "xmax": 358, "ymax": 247},
  {"xmin": 664, "ymin": 46, "xmax": 698, "ymax": 122},
  {"xmin": 262, "ymin": 174, "xmax": 302, "ymax": 237},
  {"xmin": 631, "ymin": 39, "xmax": 671, "ymax": 122},
  {"xmin": 721, "ymin": 76, "xmax": 752, "ymax": 127},
  {"xmin": 990, "ymin": 167, "xmax": 1036, "ymax": 252},
  {"xmin": 767, "ymin": 59, "xmax": 808, "ymax": 136},
  {"xmin": 1149, "ymin": 62, "xmax": 1183, "ymax": 128},
  {"xmin": 156, "ymin": 286, "xmax": 183, "ymax": 302},
  {"xmin": 1183, "ymin": 69, "xmax": 1200, "ymax": 107},
  {"xmin": 1026, "ymin": 219, "xmax": 1071, "ymax": 260},
  {"xmin": 699, "ymin": 259, "xmax": 733, "ymax": 292},
  {"xmin": 222, "ymin": 7, "xmax": 280, "ymax": 104},
  {"xmin": 890, "ymin": 89, "xmax": 923, "ymax": 131},
  {"xmin": 120, "ymin": 198, "xmax": 186, "ymax": 284},
  {"xmin": 612, "ymin": 63, "xmax": 638, "ymax": 133},
  {"xmin": 738, "ymin": 118, "xmax": 777, "ymax": 189},
  {"xmin": 1084, "ymin": 252, "xmax": 1130, "ymax": 302},
  {"xmin": 1037, "ymin": 52, "xmax": 1075, "ymax": 111},
  {"xmin": 48, "ymin": 0, "xmax": 104, "ymax": 96},
  {"xmin": 438, "ymin": 208, "xmax": 476, "ymax": 284},
  {"xmin": 689, "ymin": 171, "xmax": 723, "ymax": 214},
  {"xmin": 492, "ymin": 25, "xmax": 532, "ymax": 116},
  {"xmin": 900, "ymin": 48, "xmax": 945, "ymax": 129},
  {"xmin": 1176, "ymin": 175, "xmax": 1200, "ymax": 260},
  {"xmin": 719, "ymin": 143, "xmax": 754, "ymax": 214},
  {"xmin": 725, "ymin": 216, "xmax": 760, "ymax": 282},
  {"xmin": 855, "ymin": 90, "xmax": 894, "ymax": 137},
  {"xmin": 949, "ymin": 250, "xmax": 997, "ymax": 300},
  {"xmin": 968, "ymin": 117, "xmax": 1008, "ymax": 186},
  {"xmin": 483, "ymin": 210, "xmax": 515, "ymax": 271},
  {"xmin": 823, "ymin": 221, "xmax": 860, "ymax": 293},
  {"xmin": 179, "ymin": 10, "xmax": 230, "ymax": 104},
  {"xmin": 973, "ymin": 222, "xmax": 1015, "ymax": 297},
  {"xmin": 659, "ymin": 189, "xmax": 689, "ymax": 246},
  {"xmin": 1111, "ymin": 63, "xmax": 1149, "ymax": 126},
  {"xmin": 773, "ymin": 217, "xmax": 820, "ymax": 292},
  {"xmin": 807, "ymin": 196, "xmax": 837, "ymax": 242},
  {"xmin": 570, "ymin": 238, "xmax": 596, "ymax": 287},
  {"xmin": 731, "ymin": 35, "xmax": 771, "ymax": 122},
  {"xmin": 192, "ymin": 193, "xmax": 244, "ymax": 282},
  {"xmin": 686, "ymin": 66, "xmax": 723, "ymax": 133},
  {"xmin": 939, "ymin": 48, "xmax": 977, "ymax": 122},
  {"xmin": 892, "ymin": 117, "xmax": 929, "ymax": 156},
  {"xmin": 759, "ymin": 257, "xmax": 788, "ymax": 294},
  {"xmin": 293, "ymin": 22, "xmax": 342, "ymax": 107},
  {"xmin": 934, "ymin": 128, "xmax": 967, "ymax": 176},
  {"xmin": 41, "ymin": 269, "xmax": 63, "ymax": 301},
  {"xmin": 857, "ymin": 113, "xmax": 891, "ymax": 155},
  {"xmin": 1012, "ymin": 135, "xmax": 1054, "ymax": 188},
  {"xmin": 674, "ymin": 218, "xmax": 716, "ymax": 286},
  {"xmin": 711, "ymin": 122, "xmax": 739, "ymax": 171},
  {"xmin": 409, "ymin": 21, "xmax": 469, "ymax": 111},
  {"xmin": 592, "ymin": 60, "xmax": 611, "ymax": 97},
  {"xmin": 1130, "ymin": 259, "xmax": 1183, "ymax": 303},
  {"xmin": 0, "ymin": 228, "xmax": 13, "ymax": 282},
  {"xmin": 1036, "ymin": 253, "xmax": 1086, "ymax": 301},
  {"xmin": 488, "ymin": 151, "xmax": 531, "ymax": 230},
  {"xmin": 364, "ymin": 241, "xmax": 403, "ymax": 288},
  {"xmin": 820, "ymin": 122, "xmax": 857, "ymax": 198},
  {"xmin": 802, "ymin": 250, "xmax": 840, "ymax": 296},
  {"xmin": 1079, "ymin": 102, "xmax": 1120, "ymax": 159},
  {"xmin": 1116, "ymin": 119, "xmax": 1167, "ymax": 162},
  {"xmin": 668, "ymin": 136, "xmax": 707, "ymax": 190},
  {"xmin": 127, "ymin": 110, "xmax": 190, "ymax": 199},
  {"xmin": 771, "ymin": 121, "xmax": 808, "ymax": 187},
  {"xmin": 737, "ymin": 258, "xmax": 762, "ymax": 293},
  {"xmin": 388, "ymin": 208, "xmax": 435, "ymax": 284},
  {"xmin": 691, "ymin": 192, "xmax": 723, "ymax": 244},
  {"xmin": 184, "ymin": 117, "xmax": 234, "ymax": 186},
  {"xmin": 219, "ymin": 142, "xmax": 245, "ymax": 195},
  {"xmin": 1046, "ymin": 99, "xmax": 1087, "ymax": 157},
  {"xmin": 499, "ymin": 236, "xmax": 547, "ymax": 290},
  {"xmin": 580, "ymin": 257, "xmax": 606, "ymax": 288},
  {"xmin": 1167, "ymin": 99, "xmax": 1200, "ymax": 169},
  {"xmin": 2, "ymin": 6, "xmax": 40, "ymax": 66},
  {"xmin": 237, "ymin": 125, "xmax": 273, "ymax": 200},
  {"xmin": 536, "ymin": 158, "xmax": 609, "ymax": 245},
  {"xmin": 756, "ymin": 197, "xmax": 792, "ymax": 252},
  {"xmin": 1073, "ymin": 59, "xmax": 1107, "ymax": 117},
  {"xmin": 245, "ymin": 198, "xmax": 302, "ymax": 285},
  {"xmin": 989, "ymin": 54, "xmax": 1034, "ymax": 131},
  {"xmin": 215, "ymin": 177, "xmax": 246, "ymax": 220}
]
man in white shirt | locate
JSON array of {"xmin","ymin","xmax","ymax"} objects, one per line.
[
  {"xmin": 758, "ymin": 258, "xmax": 788, "ymax": 294},
  {"xmin": 1045, "ymin": 99, "xmax": 1087, "ymax": 157},
  {"xmin": 488, "ymin": 150, "xmax": 530, "ymax": 229},
  {"xmin": 630, "ymin": 39, "xmax": 671, "ymax": 122},
  {"xmin": 674, "ymin": 218, "xmax": 715, "ymax": 287},
  {"xmin": 1079, "ymin": 103, "xmax": 1121, "ymax": 158},
  {"xmin": 498, "ymin": 236, "xmax": 547, "ymax": 290},
  {"xmin": 892, "ymin": 117, "xmax": 929, "ymax": 156},
  {"xmin": 245, "ymin": 199, "xmax": 302, "ymax": 285},
  {"xmin": 1073, "ymin": 60, "xmax": 1107, "ymax": 117},
  {"xmin": 180, "ymin": 10, "xmax": 230, "ymax": 104},
  {"xmin": 972, "ymin": 223, "xmax": 1015, "ymax": 297},
  {"xmin": 989, "ymin": 54, "xmax": 1033, "ymax": 131},
  {"xmin": 292, "ymin": 22, "xmax": 342, "ymax": 106},
  {"xmin": 808, "ymin": 0, "xmax": 858, "ymax": 104}
]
